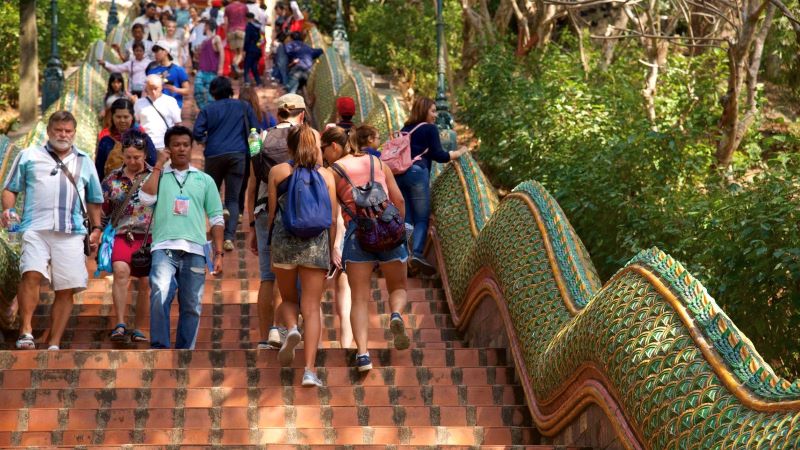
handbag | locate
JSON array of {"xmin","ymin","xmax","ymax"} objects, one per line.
[
  {"xmin": 95, "ymin": 173, "xmax": 146, "ymax": 276},
  {"xmin": 47, "ymin": 150, "xmax": 91, "ymax": 256},
  {"xmin": 130, "ymin": 175, "xmax": 161, "ymax": 274}
]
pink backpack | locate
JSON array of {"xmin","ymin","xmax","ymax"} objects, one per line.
[{"xmin": 379, "ymin": 123, "xmax": 428, "ymax": 175}]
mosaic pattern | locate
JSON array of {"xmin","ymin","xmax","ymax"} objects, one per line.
[
  {"xmin": 429, "ymin": 152, "xmax": 800, "ymax": 449},
  {"xmin": 308, "ymin": 48, "xmax": 346, "ymax": 127},
  {"xmin": 336, "ymin": 70, "xmax": 380, "ymax": 125}
]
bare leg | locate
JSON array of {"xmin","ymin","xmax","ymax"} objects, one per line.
[
  {"xmin": 274, "ymin": 267, "xmax": 299, "ymax": 330},
  {"xmin": 335, "ymin": 272, "xmax": 353, "ymax": 348},
  {"xmin": 298, "ymin": 267, "xmax": 325, "ymax": 370},
  {"xmin": 257, "ymin": 280, "xmax": 283, "ymax": 340},
  {"xmin": 17, "ymin": 271, "xmax": 43, "ymax": 336},
  {"xmin": 379, "ymin": 260, "xmax": 407, "ymax": 316},
  {"xmin": 346, "ymin": 263, "xmax": 374, "ymax": 355},
  {"xmin": 111, "ymin": 261, "xmax": 131, "ymax": 326},
  {"xmin": 48, "ymin": 289, "xmax": 74, "ymax": 347}
]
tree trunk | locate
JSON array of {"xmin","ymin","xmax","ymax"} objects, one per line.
[
  {"xmin": 569, "ymin": 12, "xmax": 590, "ymax": 76},
  {"xmin": 715, "ymin": 0, "xmax": 771, "ymax": 168},
  {"xmin": 19, "ymin": 0, "xmax": 38, "ymax": 124},
  {"xmin": 599, "ymin": 7, "xmax": 629, "ymax": 71}
]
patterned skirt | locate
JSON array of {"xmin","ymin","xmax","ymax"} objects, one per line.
[{"xmin": 270, "ymin": 209, "xmax": 330, "ymax": 271}]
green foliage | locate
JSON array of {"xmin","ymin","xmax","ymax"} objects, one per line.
[
  {"xmin": 0, "ymin": 1, "xmax": 102, "ymax": 107},
  {"xmin": 348, "ymin": 0, "xmax": 462, "ymax": 96},
  {"xmin": 460, "ymin": 42, "xmax": 800, "ymax": 377}
]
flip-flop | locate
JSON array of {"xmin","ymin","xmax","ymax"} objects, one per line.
[
  {"xmin": 130, "ymin": 329, "xmax": 148, "ymax": 342},
  {"xmin": 110, "ymin": 323, "xmax": 128, "ymax": 342}
]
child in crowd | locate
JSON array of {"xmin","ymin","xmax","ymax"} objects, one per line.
[{"xmin": 243, "ymin": 12, "xmax": 263, "ymax": 86}]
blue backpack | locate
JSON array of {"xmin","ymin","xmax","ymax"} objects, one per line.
[{"xmin": 281, "ymin": 161, "xmax": 332, "ymax": 238}]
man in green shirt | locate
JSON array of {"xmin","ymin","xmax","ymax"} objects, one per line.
[{"xmin": 139, "ymin": 125, "xmax": 224, "ymax": 349}]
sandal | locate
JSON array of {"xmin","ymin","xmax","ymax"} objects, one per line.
[
  {"xmin": 129, "ymin": 329, "xmax": 148, "ymax": 343},
  {"xmin": 110, "ymin": 323, "xmax": 128, "ymax": 342},
  {"xmin": 16, "ymin": 333, "xmax": 35, "ymax": 350}
]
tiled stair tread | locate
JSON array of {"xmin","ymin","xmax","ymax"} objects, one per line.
[
  {"xmin": 42, "ymin": 277, "xmax": 441, "ymax": 293},
  {"xmin": 0, "ymin": 405, "xmax": 532, "ymax": 429},
  {"xmin": 30, "ymin": 313, "xmax": 457, "ymax": 329},
  {"xmin": 42, "ymin": 287, "xmax": 444, "ymax": 301},
  {"xmin": 13, "ymin": 446, "xmax": 575, "ymax": 450},
  {"xmin": 1, "ymin": 367, "xmax": 519, "ymax": 388},
  {"xmin": 2, "ymin": 341, "xmax": 467, "ymax": 350},
  {"xmin": 33, "ymin": 302, "xmax": 451, "ymax": 315},
  {"xmin": 0, "ymin": 385, "xmax": 527, "ymax": 407},
  {"xmin": 25, "ymin": 329, "xmax": 458, "ymax": 342},
  {"xmin": 0, "ymin": 426, "xmax": 539, "ymax": 446},
  {"xmin": 1, "ymin": 348, "xmax": 508, "ymax": 368}
]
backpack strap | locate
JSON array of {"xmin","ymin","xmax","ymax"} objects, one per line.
[
  {"xmin": 408, "ymin": 122, "xmax": 427, "ymax": 135},
  {"xmin": 330, "ymin": 162, "xmax": 358, "ymax": 221}
]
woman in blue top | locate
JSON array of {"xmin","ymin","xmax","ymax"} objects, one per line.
[{"xmin": 394, "ymin": 97, "xmax": 468, "ymax": 274}]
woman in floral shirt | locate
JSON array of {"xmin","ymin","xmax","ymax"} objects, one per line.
[{"xmin": 91, "ymin": 129, "xmax": 154, "ymax": 343}]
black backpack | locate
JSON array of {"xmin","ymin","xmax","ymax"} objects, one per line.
[{"xmin": 253, "ymin": 125, "xmax": 294, "ymax": 198}]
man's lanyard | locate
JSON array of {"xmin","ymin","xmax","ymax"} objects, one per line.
[{"xmin": 173, "ymin": 171, "xmax": 191, "ymax": 194}]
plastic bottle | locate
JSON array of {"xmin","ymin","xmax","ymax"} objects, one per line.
[
  {"xmin": 248, "ymin": 128, "xmax": 261, "ymax": 157},
  {"xmin": 6, "ymin": 208, "xmax": 20, "ymax": 243},
  {"xmin": 6, "ymin": 208, "xmax": 20, "ymax": 233}
]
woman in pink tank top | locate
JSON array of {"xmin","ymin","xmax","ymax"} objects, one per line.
[{"xmin": 320, "ymin": 126, "xmax": 410, "ymax": 373}]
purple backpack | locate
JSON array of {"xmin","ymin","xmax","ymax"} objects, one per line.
[{"xmin": 331, "ymin": 156, "xmax": 405, "ymax": 253}]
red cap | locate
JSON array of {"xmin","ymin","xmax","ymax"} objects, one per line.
[
  {"xmin": 336, "ymin": 97, "xmax": 356, "ymax": 117},
  {"xmin": 211, "ymin": 0, "xmax": 223, "ymax": 7}
]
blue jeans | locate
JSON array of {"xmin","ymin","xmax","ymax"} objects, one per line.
[
  {"xmin": 204, "ymin": 152, "xmax": 246, "ymax": 241},
  {"xmin": 194, "ymin": 71, "xmax": 216, "ymax": 111},
  {"xmin": 243, "ymin": 49, "xmax": 262, "ymax": 85},
  {"xmin": 255, "ymin": 211, "xmax": 276, "ymax": 281},
  {"xmin": 149, "ymin": 249, "xmax": 207, "ymax": 349},
  {"xmin": 285, "ymin": 68, "xmax": 309, "ymax": 94},
  {"xmin": 394, "ymin": 164, "xmax": 430, "ymax": 258},
  {"xmin": 271, "ymin": 44, "xmax": 288, "ymax": 85}
]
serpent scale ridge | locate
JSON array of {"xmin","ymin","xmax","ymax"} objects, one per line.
[{"xmin": 428, "ymin": 151, "xmax": 800, "ymax": 449}]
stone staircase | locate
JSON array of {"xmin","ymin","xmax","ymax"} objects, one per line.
[{"xmin": 0, "ymin": 235, "xmax": 580, "ymax": 448}]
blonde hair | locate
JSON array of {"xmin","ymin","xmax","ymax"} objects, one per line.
[{"xmin": 286, "ymin": 125, "xmax": 320, "ymax": 168}]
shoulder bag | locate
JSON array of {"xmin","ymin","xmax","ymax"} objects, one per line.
[{"xmin": 47, "ymin": 150, "xmax": 91, "ymax": 256}]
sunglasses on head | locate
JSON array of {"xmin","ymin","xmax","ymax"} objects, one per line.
[{"xmin": 122, "ymin": 136, "xmax": 146, "ymax": 149}]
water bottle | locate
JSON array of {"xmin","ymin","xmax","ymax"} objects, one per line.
[
  {"xmin": 6, "ymin": 208, "xmax": 20, "ymax": 232},
  {"xmin": 248, "ymin": 128, "xmax": 261, "ymax": 157},
  {"xmin": 6, "ymin": 208, "xmax": 20, "ymax": 244}
]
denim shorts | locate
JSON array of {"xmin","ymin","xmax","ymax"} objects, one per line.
[
  {"xmin": 255, "ymin": 211, "xmax": 276, "ymax": 281},
  {"xmin": 342, "ymin": 221, "xmax": 408, "ymax": 269}
]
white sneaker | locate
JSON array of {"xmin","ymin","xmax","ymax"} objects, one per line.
[
  {"xmin": 267, "ymin": 327, "xmax": 282, "ymax": 347},
  {"xmin": 223, "ymin": 240, "xmax": 235, "ymax": 251},
  {"xmin": 278, "ymin": 327, "xmax": 301, "ymax": 367},
  {"xmin": 301, "ymin": 369, "xmax": 323, "ymax": 387},
  {"xmin": 47, "ymin": 345, "xmax": 60, "ymax": 351}
]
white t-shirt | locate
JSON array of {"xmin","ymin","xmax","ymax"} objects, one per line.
[{"xmin": 134, "ymin": 94, "xmax": 182, "ymax": 149}]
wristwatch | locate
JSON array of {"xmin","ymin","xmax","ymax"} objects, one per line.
[
  {"xmin": 91, "ymin": 226, "xmax": 103, "ymax": 232},
  {"xmin": 215, "ymin": 251, "xmax": 224, "ymax": 257}
]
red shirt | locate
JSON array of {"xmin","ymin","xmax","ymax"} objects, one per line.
[{"xmin": 224, "ymin": 2, "xmax": 248, "ymax": 32}]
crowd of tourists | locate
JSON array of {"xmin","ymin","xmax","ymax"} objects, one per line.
[{"xmin": 1, "ymin": 0, "xmax": 468, "ymax": 388}]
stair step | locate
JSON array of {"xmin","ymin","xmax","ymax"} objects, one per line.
[
  {"xmin": 1, "ymin": 366, "xmax": 518, "ymax": 389},
  {"xmin": 0, "ymin": 385, "xmax": 527, "ymax": 408},
  {"xmin": 0, "ymin": 425, "xmax": 539, "ymax": 446},
  {"xmin": 0, "ymin": 404, "xmax": 532, "ymax": 430},
  {"xmin": 0, "ymin": 349, "xmax": 507, "ymax": 369},
  {"xmin": 2, "ymin": 341, "xmax": 467, "ymax": 350},
  {"xmin": 32, "ymin": 302, "xmax": 452, "ymax": 316},
  {"xmin": 30, "ymin": 313, "xmax": 457, "ymax": 329},
  {"xmin": 41, "ymin": 287, "xmax": 444, "ymax": 303}
]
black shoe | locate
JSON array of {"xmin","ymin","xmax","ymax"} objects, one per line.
[{"xmin": 410, "ymin": 256, "xmax": 436, "ymax": 275}]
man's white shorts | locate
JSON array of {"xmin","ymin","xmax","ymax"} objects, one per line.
[{"xmin": 20, "ymin": 230, "xmax": 88, "ymax": 292}]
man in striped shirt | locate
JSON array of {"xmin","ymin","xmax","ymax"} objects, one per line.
[{"xmin": 1, "ymin": 111, "xmax": 104, "ymax": 350}]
